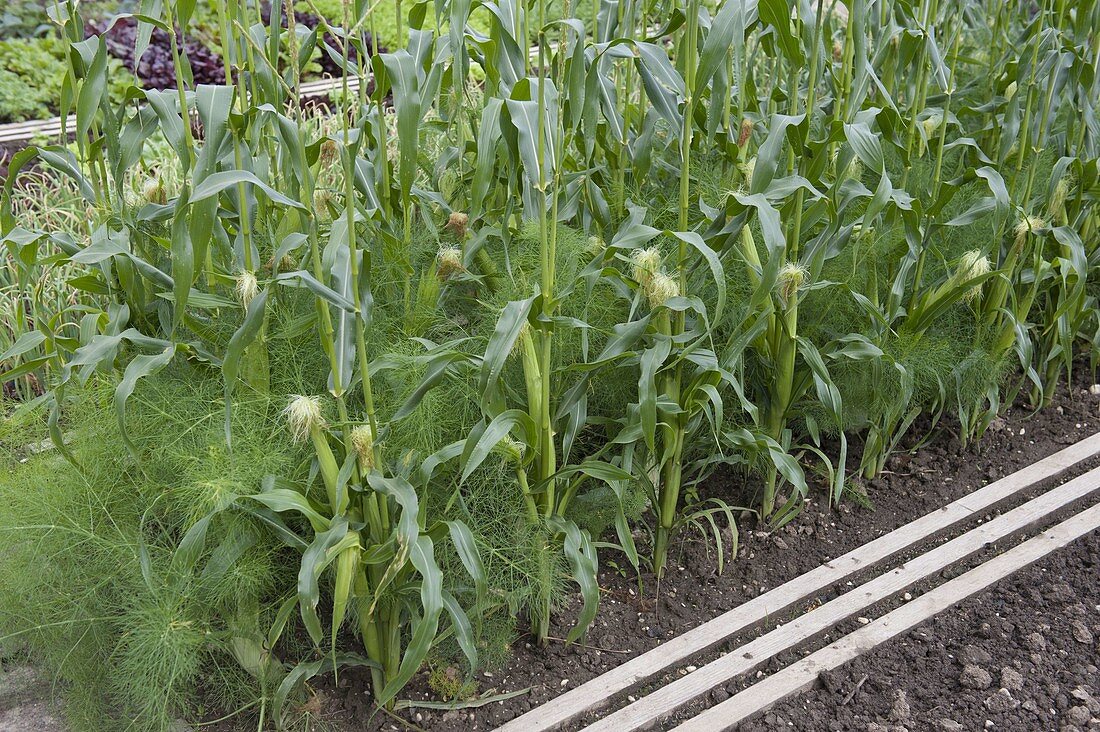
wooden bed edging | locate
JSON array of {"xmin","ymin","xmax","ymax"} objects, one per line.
[
  {"xmin": 674, "ymin": 500, "xmax": 1100, "ymax": 731},
  {"xmin": 495, "ymin": 432, "xmax": 1100, "ymax": 732},
  {"xmin": 583, "ymin": 463, "xmax": 1100, "ymax": 731},
  {"xmin": 0, "ymin": 75, "xmax": 366, "ymax": 145}
]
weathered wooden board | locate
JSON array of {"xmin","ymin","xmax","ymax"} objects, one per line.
[{"xmin": 0, "ymin": 74, "xmax": 364, "ymax": 145}]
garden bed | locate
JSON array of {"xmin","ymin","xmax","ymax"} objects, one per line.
[
  {"xmin": 299, "ymin": 365, "xmax": 1100, "ymax": 731},
  {"xmin": 3, "ymin": 0, "xmax": 1099, "ymax": 730}
]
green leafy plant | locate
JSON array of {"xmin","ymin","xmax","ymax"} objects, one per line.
[{"xmin": 2, "ymin": 0, "xmax": 1099, "ymax": 729}]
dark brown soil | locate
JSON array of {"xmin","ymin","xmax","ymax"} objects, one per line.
[
  {"xmin": 740, "ymin": 527, "xmax": 1100, "ymax": 732},
  {"xmin": 305, "ymin": 367, "xmax": 1100, "ymax": 731},
  {"xmin": 0, "ymin": 140, "xmax": 24, "ymax": 180}
]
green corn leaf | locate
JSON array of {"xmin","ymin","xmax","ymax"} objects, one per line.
[
  {"xmin": 190, "ymin": 170, "xmax": 305, "ymax": 209},
  {"xmin": 144, "ymin": 89, "xmax": 190, "ymax": 169},
  {"xmin": 36, "ymin": 147, "xmax": 97, "ymax": 204},
  {"xmin": 154, "ymin": 290, "xmax": 236, "ymax": 309},
  {"xmin": 446, "ymin": 520, "xmax": 486, "ymax": 611},
  {"xmin": 222, "ymin": 289, "xmax": 268, "ymax": 389},
  {"xmin": 667, "ymin": 230, "xmax": 727, "ymax": 324},
  {"xmin": 114, "ymin": 105, "xmax": 160, "ymax": 189},
  {"xmin": 460, "ymin": 409, "xmax": 540, "ymax": 483},
  {"xmin": 479, "ymin": 296, "xmax": 535, "ymax": 398},
  {"xmin": 635, "ymin": 41, "xmax": 685, "ymax": 128},
  {"xmin": 297, "ymin": 518, "xmax": 355, "ymax": 646},
  {"xmin": 0, "ymin": 358, "xmax": 52, "ymax": 383},
  {"xmin": 172, "ymin": 513, "xmax": 213, "ymax": 577},
  {"xmin": 441, "ymin": 589, "xmax": 479, "ymax": 672},
  {"xmin": 549, "ymin": 517, "xmax": 599, "ymax": 643},
  {"xmin": 419, "ymin": 441, "xmax": 466, "ymax": 484},
  {"xmin": 72, "ymin": 37, "xmax": 108, "ymax": 145},
  {"xmin": 273, "ymin": 653, "xmax": 378, "ymax": 729},
  {"xmin": 639, "ymin": 338, "xmax": 672, "ymax": 451},
  {"xmin": 696, "ymin": 0, "xmax": 746, "ymax": 92},
  {"xmin": 377, "ymin": 535, "xmax": 444, "ymax": 707},
  {"xmin": 169, "ymin": 186, "xmax": 194, "ymax": 332},
  {"xmin": 194, "ymin": 85, "xmax": 235, "ymax": 180},
  {"xmin": 0, "ymin": 331, "xmax": 46, "ymax": 363},
  {"xmin": 115, "ymin": 345, "xmax": 177, "ymax": 462},
  {"xmin": 751, "ymin": 114, "xmax": 803, "ymax": 193},
  {"xmin": 471, "ymin": 98, "xmax": 505, "ymax": 217},
  {"xmin": 757, "ymin": 0, "xmax": 805, "ymax": 64},
  {"xmin": 247, "ymin": 488, "xmax": 331, "ymax": 534},
  {"xmin": 554, "ymin": 459, "xmax": 636, "ymax": 484},
  {"xmin": 331, "ymin": 541, "xmax": 361, "ymax": 652},
  {"xmin": 133, "ymin": 1, "xmax": 164, "ymax": 64},
  {"xmin": 274, "ymin": 271, "xmax": 355, "ymax": 310},
  {"xmin": 367, "ymin": 473, "xmax": 421, "ymax": 545},
  {"xmin": 506, "ymin": 79, "xmax": 560, "ymax": 189},
  {"xmin": 390, "ymin": 349, "xmax": 469, "ymax": 423},
  {"xmin": 377, "ymin": 50, "xmax": 423, "ymax": 200}
]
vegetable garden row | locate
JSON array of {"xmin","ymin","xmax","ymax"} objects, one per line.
[{"xmin": 1, "ymin": 0, "xmax": 1098, "ymax": 729}]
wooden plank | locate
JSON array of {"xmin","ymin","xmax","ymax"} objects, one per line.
[
  {"xmin": 300, "ymin": 76, "xmax": 363, "ymax": 95},
  {"xmin": 674, "ymin": 500, "xmax": 1100, "ymax": 732},
  {"xmin": 581, "ymin": 463, "xmax": 1100, "ymax": 731},
  {"xmin": 0, "ymin": 117, "xmax": 61, "ymax": 132},
  {"xmin": 494, "ymin": 432, "xmax": 1100, "ymax": 732},
  {"xmin": 0, "ymin": 120, "xmax": 63, "ymax": 144},
  {"xmin": 0, "ymin": 75, "xmax": 364, "ymax": 145}
]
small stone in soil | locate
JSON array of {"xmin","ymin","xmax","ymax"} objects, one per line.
[
  {"xmin": 890, "ymin": 689, "xmax": 911, "ymax": 721},
  {"xmin": 1070, "ymin": 620, "xmax": 1094, "ymax": 644},
  {"xmin": 1000, "ymin": 666, "xmax": 1024, "ymax": 691},
  {"xmin": 1071, "ymin": 686, "xmax": 1100, "ymax": 714},
  {"xmin": 1066, "ymin": 706, "xmax": 1092, "ymax": 726},
  {"xmin": 938, "ymin": 721, "xmax": 964, "ymax": 732},
  {"xmin": 960, "ymin": 644, "xmax": 994, "ymax": 665},
  {"xmin": 984, "ymin": 688, "xmax": 1018, "ymax": 713},
  {"xmin": 959, "ymin": 664, "xmax": 993, "ymax": 690},
  {"xmin": 1049, "ymin": 582, "xmax": 1077, "ymax": 602}
]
